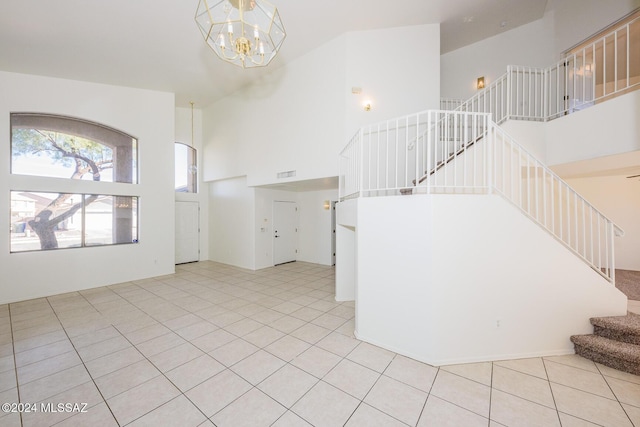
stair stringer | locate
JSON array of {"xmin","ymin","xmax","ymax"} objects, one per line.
[{"xmin": 353, "ymin": 193, "xmax": 627, "ymax": 366}]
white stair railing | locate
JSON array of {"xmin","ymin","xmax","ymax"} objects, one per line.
[
  {"xmin": 452, "ymin": 14, "xmax": 640, "ymax": 122},
  {"xmin": 339, "ymin": 110, "xmax": 622, "ymax": 282},
  {"xmin": 491, "ymin": 124, "xmax": 623, "ymax": 283},
  {"xmin": 440, "ymin": 98, "xmax": 465, "ymax": 111},
  {"xmin": 339, "ymin": 111, "xmax": 491, "ymax": 198},
  {"xmin": 456, "ymin": 73, "xmax": 512, "ymax": 124}
]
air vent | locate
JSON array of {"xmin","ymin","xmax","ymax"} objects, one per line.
[{"xmin": 277, "ymin": 170, "xmax": 296, "ymax": 179}]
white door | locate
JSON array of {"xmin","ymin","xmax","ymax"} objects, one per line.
[
  {"xmin": 175, "ymin": 201, "xmax": 199, "ymax": 264},
  {"xmin": 273, "ymin": 201, "xmax": 297, "ymax": 265}
]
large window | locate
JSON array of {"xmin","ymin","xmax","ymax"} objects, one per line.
[
  {"xmin": 11, "ymin": 113, "xmax": 137, "ymax": 183},
  {"xmin": 10, "ymin": 192, "xmax": 138, "ymax": 252},
  {"xmin": 175, "ymin": 142, "xmax": 197, "ymax": 193},
  {"xmin": 9, "ymin": 113, "xmax": 139, "ymax": 252}
]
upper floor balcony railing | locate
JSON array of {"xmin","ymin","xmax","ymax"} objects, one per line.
[{"xmin": 454, "ymin": 13, "xmax": 639, "ymax": 123}]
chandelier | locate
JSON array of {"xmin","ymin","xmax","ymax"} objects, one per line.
[{"xmin": 195, "ymin": 0, "xmax": 286, "ymax": 69}]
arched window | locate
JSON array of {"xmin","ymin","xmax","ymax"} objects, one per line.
[
  {"xmin": 11, "ymin": 113, "xmax": 137, "ymax": 183},
  {"xmin": 175, "ymin": 142, "xmax": 197, "ymax": 193},
  {"xmin": 10, "ymin": 113, "xmax": 139, "ymax": 252}
]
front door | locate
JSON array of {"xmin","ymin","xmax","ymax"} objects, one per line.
[
  {"xmin": 273, "ymin": 201, "xmax": 297, "ymax": 265},
  {"xmin": 175, "ymin": 201, "xmax": 199, "ymax": 264}
]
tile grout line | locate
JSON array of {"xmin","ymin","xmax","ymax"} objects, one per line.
[
  {"xmin": 181, "ymin": 268, "xmax": 337, "ymax": 424},
  {"xmin": 487, "ymin": 362, "xmax": 493, "ymax": 427},
  {"xmin": 11, "ymin": 262, "xmax": 636, "ymax": 426},
  {"xmin": 80, "ymin": 288, "xmax": 223, "ymax": 425},
  {"xmin": 541, "ymin": 357, "xmax": 563, "ymax": 427},
  {"xmin": 45, "ymin": 292, "xmax": 120, "ymax": 426},
  {"xmin": 596, "ymin": 363, "xmax": 637, "ymax": 427},
  {"xmin": 78, "ymin": 284, "xmax": 227, "ymax": 426},
  {"xmin": 95, "ymin": 267, "xmax": 334, "ymax": 425},
  {"xmin": 7, "ymin": 304, "xmax": 24, "ymax": 427}
]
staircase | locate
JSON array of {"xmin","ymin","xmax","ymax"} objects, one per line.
[
  {"xmin": 337, "ymin": 13, "xmax": 636, "ymax": 366},
  {"xmin": 571, "ymin": 312, "xmax": 640, "ymax": 375}
]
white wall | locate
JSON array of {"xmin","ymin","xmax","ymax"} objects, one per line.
[
  {"xmin": 546, "ymin": 91, "xmax": 640, "ymax": 166},
  {"xmin": 336, "ymin": 199, "xmax": 357, "ymax": 301},
  {"xmin": 500, "ymin": 120, "xmax": 548, "ymax": 162},
  {"xmin": 354, "ymin": 194, "xmax": 627, "ymax": 365},
  {"xmin": 564, "ymin": 174, "xmax": 640, "ymax": 271},
  {"xmin": 203, "ymin": 24, "xmax": 441, "ymax": 270},
  {"xmin": 345, "ymin": 24, "xmax": 441, "ymax": 137},
  {"xmin": 297, "ymin": 189, "xmax": 338, "ymax": 265},
  {"xmin": 175, "ymin": 106, "xmax": 209, "ymax": 260},
  {"xmin": 1, "ymin": 71, "xmax": 175, "ymax": 304},
  {"xmin": 209, "ymin": 183, "xmax": 338, "ymax": 270},
  {"xmin": 202, "ymin": 36, "xmax": 347, "ymax": 187},
  {"xmin": 440, "ymin": 16, "xmax": 555, "ymax": 101},
  {"xmin": 548, "ymin": 0, "xmax": 640, "ymax": 56},
  {"xmin": 208, "ymin": 176, "xmax": 255, "ymax": 269},
  {"xmin": 254, "ymin": 187, "xmax": 297, "ymax": 270},
  {"xmin": 202, "ymin": 24, "xmax": 441, "ymax": 188}
]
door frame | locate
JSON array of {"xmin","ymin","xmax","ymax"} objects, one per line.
[{"xmin": 273, "ymin": 200, "xmax": 298, "ymax": 266}]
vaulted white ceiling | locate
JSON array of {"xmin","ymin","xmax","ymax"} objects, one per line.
[{"xmin": 0, "ymin": 0, "xmax": 548, "ymax": 108}]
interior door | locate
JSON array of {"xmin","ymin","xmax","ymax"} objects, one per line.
[
  {"xmin": 175, "ymin": 201, "xmax": 199, "ymax": 264},
  {"xmin": 273, "ymin": 201, "xmax": 297, "ymax": 265}
]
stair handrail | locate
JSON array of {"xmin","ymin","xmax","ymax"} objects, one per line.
[
  {"xmin": 456, "ymin": 72, "xmax": 512, "ymax": 124},
  {"xmin": 489, "ymin": 122, "xmax": 623, "ymax": 283},
  {"xmin": 339, "ymin": 110, "xmax": 623, "ymax": 283}
]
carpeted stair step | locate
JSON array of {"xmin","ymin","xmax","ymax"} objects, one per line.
[
  {"xmin": 590, "ymin": 312, "xmax": 640, "ymax": 345},
  {"xmin": 570, "ymin": 334, "xmax": 640, "ymax": 376}
]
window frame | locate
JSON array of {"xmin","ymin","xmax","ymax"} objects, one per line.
[
  {"xmin": 174, "ymin": 141, "xmax": 198, "ymax": 193},
  {"xmin": 9, "ymin": 113, "xmax": 141, "ymax": 253},
  {"xmin": 10, "ymin": 112, "xmax": 138, "ymax": 184}
]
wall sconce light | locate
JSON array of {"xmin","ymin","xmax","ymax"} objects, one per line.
[
  {"xmin": 477, "ymin": 77, "xmax": 485, "ymax": 90},
  {"xmin": 363, "ymin": 101, "xmax": 372, "ymax": 111},
  {"xmin": 323, "ymin": 200, "xmax": 331, "ymax": 210}
]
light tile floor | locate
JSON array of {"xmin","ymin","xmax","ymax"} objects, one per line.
[{"xmin": 0, "ymin": 261, "xmax": 639, "ymax": 427}]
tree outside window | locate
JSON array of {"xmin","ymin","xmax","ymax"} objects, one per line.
[{"xmin": 10, "ymin": 113, "xmax": 138, "ymax": 252}]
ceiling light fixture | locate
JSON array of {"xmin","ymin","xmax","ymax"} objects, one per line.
[{"xmin": 195, "ymin": 0, "xmax": 286, "ymax": 69}]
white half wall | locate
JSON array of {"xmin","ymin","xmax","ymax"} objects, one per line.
[
  {"xmin": 354, "ymin": 194, "xmax": 627, "ymax": 365},
  {"xmin": 1, "ymin": 71, "xmax": 175, "ymax": 304},
  {"xmin": 336, "ymin": 199, "xmax": 358, "ymax": 302},
  {"xmin": 546, "ymin": 91, "xmax": 640, "ymax": 166}
]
